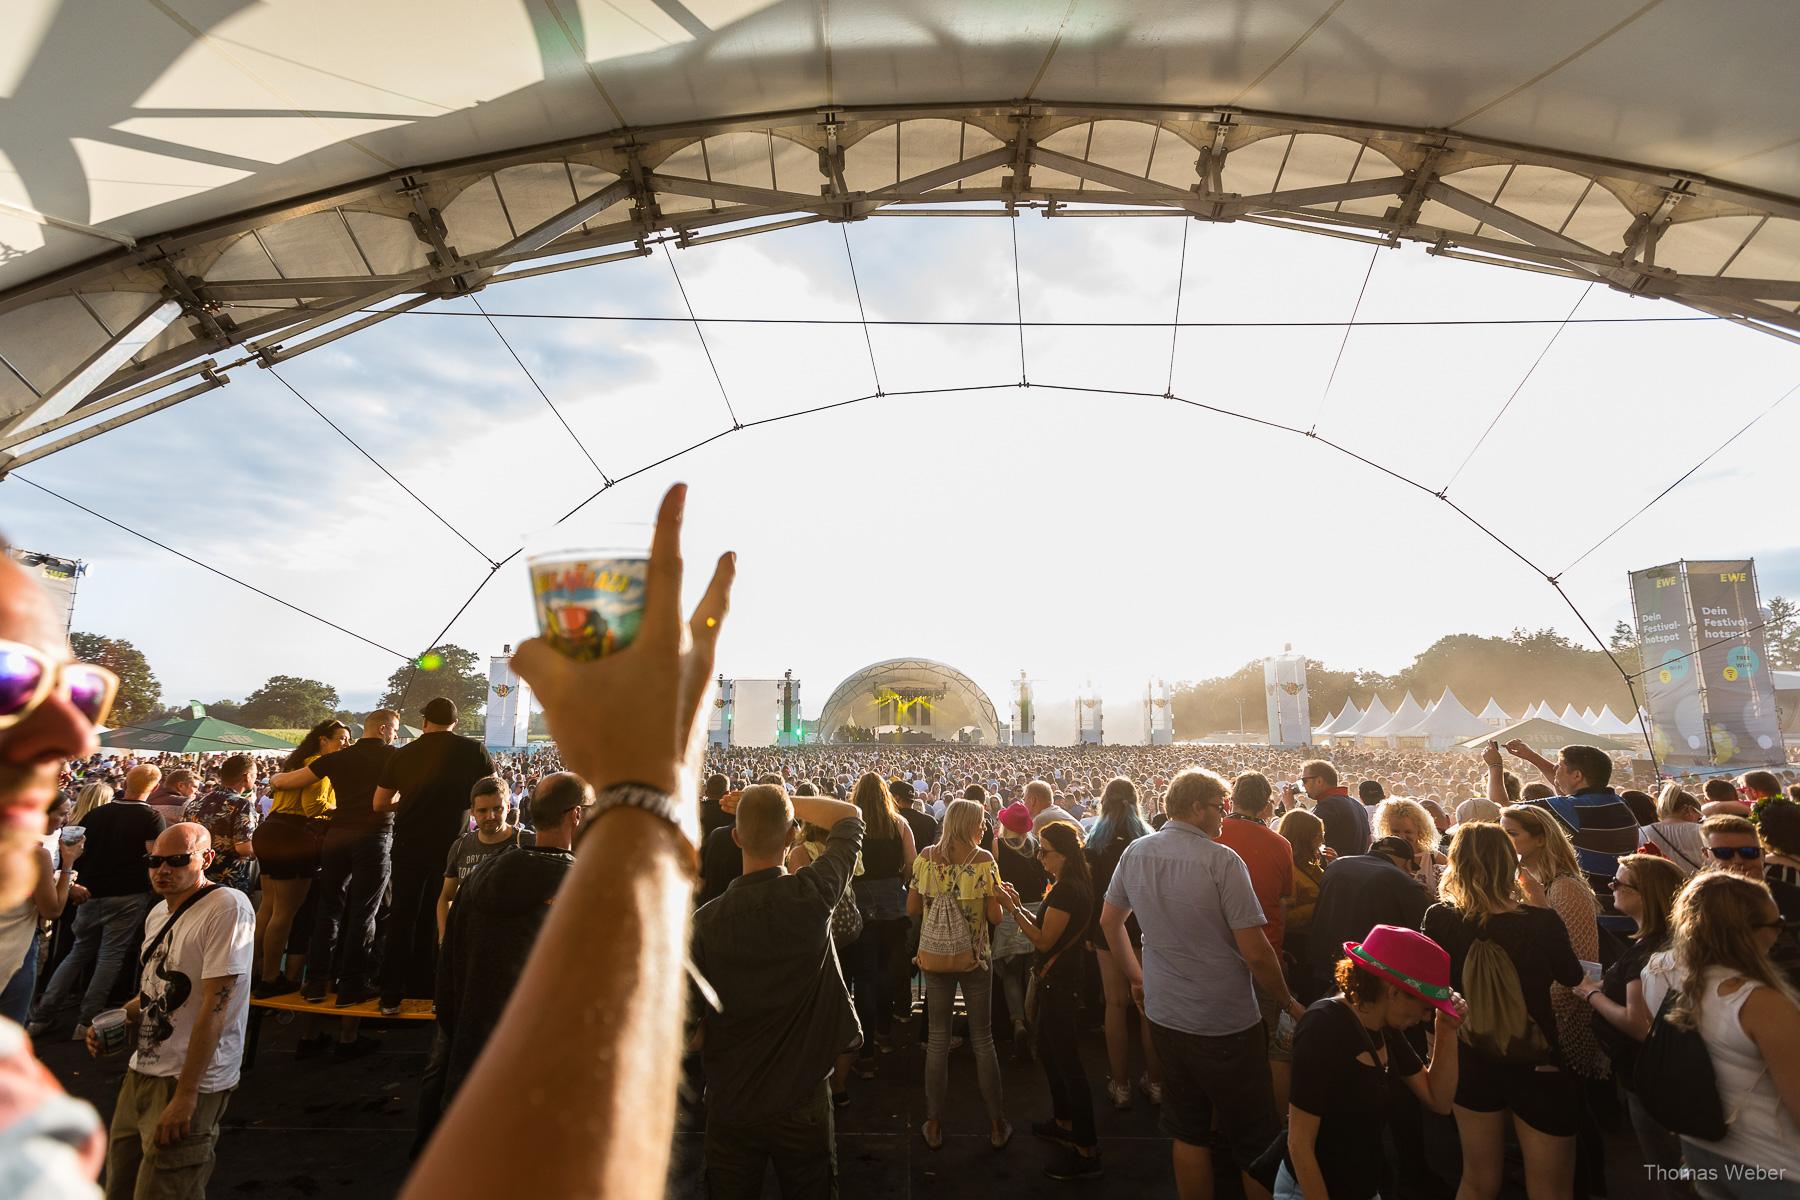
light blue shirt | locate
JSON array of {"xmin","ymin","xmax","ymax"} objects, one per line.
[{"xmin": 1103, "ymin": 819, "xmax": 1266, "ymax": 1036}]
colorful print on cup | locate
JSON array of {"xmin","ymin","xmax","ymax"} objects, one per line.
[{"xmin": 529, "ymin": 555, "xmax": 649, "ymax": 660}]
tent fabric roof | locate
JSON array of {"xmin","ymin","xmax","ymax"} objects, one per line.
[
  {"xmin": 1317, "ymin": 699, "xmax": 1362, "ymax": 736},
  {"xmin": 1478, "ymin": 698, "xmax": 1512, "ymax": 723},
  {"xmin": 1341, "ymin": 695, "xmax": 1394, "ymax": 737},
  {"xmin": 1366, "ymin": 691, "xmax": 1427, "ymax": 739},
  {"xmin": 1402, "ymin": 688, "xmax": 1488, "ymax": 738},
  {"xmin": 100, "ymin": 710, "xmax": 296, "ymax": 753},
  {"xmin": 1458, "ymin": 716, "xmax": 1636, "ymax": 755},
  {"xmin": 4, "ymin": 0, "xmax": 1800, "ymax": 465}
]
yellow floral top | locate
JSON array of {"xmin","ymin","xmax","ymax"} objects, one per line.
[
  {"xmin": 911, "ymin": 849, "xmax": 1000, "ymax": 950},
  {"xmin": 269, "ymin": 753, "xmax": 336, "ymax": 819}
]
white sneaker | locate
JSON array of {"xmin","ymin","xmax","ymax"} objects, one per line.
[
  {"xmin": 1107, "ymin": 1078, "xmax": 1131, "ymax": 1110},
  {"xmin": 1138, "ymin": 1074, "xmax": 1163, "ymax": 1105}
]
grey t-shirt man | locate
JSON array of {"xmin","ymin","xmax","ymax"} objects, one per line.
[{"xmin": 1103, "ymin": 818, "xmax": 1267, "ymax": 1035}]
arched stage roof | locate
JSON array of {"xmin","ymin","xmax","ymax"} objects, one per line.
[
  {"xmin": 3, "ymin": 0, "xmax": 1800, "ymax": 470},
  {"xmin": 817, "ymin": 658, "xmax": 1000, "ymax": 742}
]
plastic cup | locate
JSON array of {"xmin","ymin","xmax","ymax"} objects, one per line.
[
  {"xmin": 60, "ymin": 825, "xmax": 85, "ymax": 844},
  {"xmin": 524, "ymin": 523, "xmax": 652, "ymax": 661},
  {"xmin": 1579, "ymin": 960, "xmax": 1604, "ymax": 984},
  {"xmin": 91, "ymin": 1007, "xmax": 130, "ymax": 1057}
]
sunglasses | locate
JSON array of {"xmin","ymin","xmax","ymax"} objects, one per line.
[
  {"xmin": 1609, "ymin": 879, "xmax": 1638, "ymax": 891},
  {"xmin": 0, "ymin": 640, "xmax": 118, "ymax": 731},
  {"xmin": 1709, "ymin": 845, "xmax": 1763, "ymax": 860},
  {"xmin": 144, "ymin": 852, "xmax": 198, "ymax": 869}
]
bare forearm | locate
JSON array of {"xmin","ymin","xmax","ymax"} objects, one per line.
[
  {"xmin": 1486, "ymin": 763, "xmax": 1506, "ymax": 808},
  {"xmin": 1101, "ymin": 917, "xmax": 1140, "ymax": 985},
  {"xmin": 404, "ymin": 810, "xmax": 692, "ymax": 1200},
  {"xmin": 1422, "ymin": 1029, "xmax": 1460, "ymax": 1113},
  {"xmin": 178, "ymin": 981, "xmax": 238, "ymax": 1099}
]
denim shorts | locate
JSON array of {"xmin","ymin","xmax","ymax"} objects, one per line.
[{"xmin": 1149, "ymin": 1018, "xmax": 1281, "ymax": 1168}]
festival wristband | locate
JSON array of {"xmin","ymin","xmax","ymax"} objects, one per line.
[{"xmin": 590, "ymin": 782, "xmax": 701, "ymax": 869}]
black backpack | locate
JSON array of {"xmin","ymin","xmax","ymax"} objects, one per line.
[{"xmin": 1633, "ymin": 989, "xmax": 1727, "ymax": 1141}]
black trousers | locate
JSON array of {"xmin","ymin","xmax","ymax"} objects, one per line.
[
  {"xmin": 703, "ymin": 1081, "xmax": 837, "ymax": 1200},
  {"xmin": 379, "ymin": 852, "xmax": 440, "ymax": 1005},
  {"xmin": 1035, "ymin": 977, "xmax": 1097, "ymax": 1149},
  {"xmin": 307, "ymin": 825, "xmax": 391, "ymax": 991}
]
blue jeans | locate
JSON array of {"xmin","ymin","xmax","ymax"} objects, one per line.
[
  {"xmin": 30, "ymin": 893, "xmax": 150, "ymax": 1027},
  {"xmin": 0, "ymin": 929, "xmax": 40, "ymax": 1023}
]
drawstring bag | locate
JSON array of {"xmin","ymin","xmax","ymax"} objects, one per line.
[
  {"xmin": 830, "ymin": 886, "xmax": 864, "ymax": 945},
  {"xmin": 915, "ymin": 850, "xmax": 980, "ymax": 974},
  {"xmin": 1459, "ymin": 930, "xmax": 1554, "ymax": 1063}
]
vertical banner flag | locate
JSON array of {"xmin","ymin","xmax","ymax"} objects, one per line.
[
  {"xmin": 1629, "ymin": 563, "xmax": 1710, "ymax": 766},
  {"xmin": 1685, "ymin": 560, "xmax": 1784, "ymax": 767}
]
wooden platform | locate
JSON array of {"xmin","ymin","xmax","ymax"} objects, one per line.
[
  {"xmin": 249, "ymin": 992, "xmax": 435, "ymax": 1019},
  {"xmin": 244, "ymin": 992, "xmax": 434, "ymax": 1069}
]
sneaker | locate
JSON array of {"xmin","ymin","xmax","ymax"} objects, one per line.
[
  {"xmin": 1138, "ymin": 1074, "xmax": 1163, "ymax": 1106},
  {"xmin": 1106, "ymin": 1079, "xmax": 1131, "ymax": 1110},
  {"xmin": 378, "ymin": 1000, "xmax": 402, "ymax": 1017},
  {"xmin": 1044, "ymin": 1151, "xmax": 1104, "ymax": 1181},
  {"xmin": 989, "ymin": 1120, "xmax": 1013, "ymax": 1150},
  {"xmin": 300, "ymin": 979, "xmax": 328, "ymax": 1004},
  {"xmin": 1032, "ymin": 1120, "xmax": 1078, "ymax": 1146}
]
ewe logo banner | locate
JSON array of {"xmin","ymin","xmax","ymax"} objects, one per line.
[
  {"xmin": 1686, "ymin": 560, "xmax": 1784, "ymax": 767},
  {"xmin": 1628, "ymin": 563, "xmax": 1709, "ymax": 766}
]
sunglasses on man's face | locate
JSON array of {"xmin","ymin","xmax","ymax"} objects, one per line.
[
  {"xmin": 144, "ymin": 852, "xmax": 197, "ymax": 869},
  {"xmin": 0, "ymin": 639, "xmax": 118, "ymax": 731},
  {"xmin": 1709, "ymin": 845, "xmax": 1763, "ymax": 860}
]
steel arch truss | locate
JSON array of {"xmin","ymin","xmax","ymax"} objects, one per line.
[{"xmin": 5, "ymin": 101, "xmax": 1800, "ymax": 471}]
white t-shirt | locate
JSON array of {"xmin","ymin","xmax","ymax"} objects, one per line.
[{"xmin": 131, "ymin": 887, "xmax": 254, "ymax": 1093}]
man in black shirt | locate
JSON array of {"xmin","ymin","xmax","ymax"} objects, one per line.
[
  {"xmin": 430, "ymin": 772, "xmax": 589, "ymax": 1140},
  {"xmin": 693, "ymin": 785, "xmax": 863, "ymax": 1197},
  {"xmin": 27, "ymin": 778, "xmax": 163, "ymax": 1035},
  {"xmin": 1303, "ymin": 836, "xmax": 1431, "ymax": 1002},
  {"xmin": 271, "ymin": 708, "xmax": 400, "ymax": 1005},
  {"xmin": 374, "ymin": 698, "xmax": 493, "ymax": 1014}
]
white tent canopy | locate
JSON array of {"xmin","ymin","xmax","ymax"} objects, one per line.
[
  {"xmin": 1478, "ymin": 698, "xmax": 1512, "ymax": 726},
  {"xmin": 1342, "ymin": 695, "xmax": 1394, "ymax": 738},
  {"xmin": 1591, "ymin": 705, "xmax": 1639, "ymax": 736},
  {"xmin": 1315, "ymin": 699, "xmax": 1361, "ymax": 738},
  {"xmin": 1402, "ymin": 688, "xmax": 1491, "ymax": 746},
  {"xmin": 4, "ymin": 0, "xmax": 1800, "ymax": 468},
  {"xmin": 1559, "ymin": 703, "xmax": 1590, "ymax": 731},
  {"xmin": 1365, "ymin": 691, "xmax": 1428, "ymax": 741}
]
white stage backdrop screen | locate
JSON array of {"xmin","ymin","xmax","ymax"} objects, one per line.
[{"xmin": 731, "ymin": 680, "xmax": 782, "ymax": 747}]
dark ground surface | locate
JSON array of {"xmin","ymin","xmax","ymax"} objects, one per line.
[{"xmin": 37, "ymin": 1011, "xmax": 1657, "ymax": 1199}]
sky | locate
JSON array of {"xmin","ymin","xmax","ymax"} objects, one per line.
[{"xmin": 3, "ymin": 211, "xmax": 1798, "ymax": 736}]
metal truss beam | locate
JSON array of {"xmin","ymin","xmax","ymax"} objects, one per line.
[
  {"xmin": 0, "ymin": 298, "xmax": 181, "ymax": 441},
  {"xmin": 8, "ymin": 100, "xmax": 1800, "ymax": 466}
]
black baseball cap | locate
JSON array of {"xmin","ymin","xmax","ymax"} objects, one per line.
[{"xmin": 422, "ymin": 697, "xmax": 458, "ymax": 725}]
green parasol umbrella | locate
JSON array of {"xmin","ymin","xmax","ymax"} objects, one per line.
[{"xmin": 100, "ymin": 704, "xmax": 297, "ymax": 753}]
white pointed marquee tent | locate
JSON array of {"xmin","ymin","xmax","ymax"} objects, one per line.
[
  {"xmin": 1314, "ymin": 699, "xmax": 1361, "ymax": 739},
  {"xmin": 1364, "ymin": 691, "xmax": 1428, "ymax": 746},
  {"xmin": 1478, "ymin": 698, "xmax": 1512, "ymax": 727},
  {"xmin": 4, "ymin": 0, "xmax": 1800, "ymax": 469},
  {"xmin": 1400, "ymin": 688, "xmax": 1491, "ymax": 750},
  {"xmin": 1342, "ymin": 695, "xmax": 1394, "ymax": 740}
]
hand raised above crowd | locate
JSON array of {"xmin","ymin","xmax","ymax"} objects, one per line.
[{"xmin": 511, "ymin": 484, "xmax": 734, "ymax": 802}]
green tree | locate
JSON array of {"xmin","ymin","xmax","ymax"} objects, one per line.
[
  {"xmin": 69, "ymin": 632, "xmax": 161, "ymax": 725},
  {"xmin": 205, "ymin": 698, "xmax": 248, "ymax": 724},
  {"xmin": 1766, "ymin": 596, "xmax": 1800, "ymax": 670},
  {"xmin": 379, "ymin": 644, "xmax": 486, "ymax": 734},
  {"xmin": 238, "ymin": 675, "xmax": 340, "ymax": 729}
]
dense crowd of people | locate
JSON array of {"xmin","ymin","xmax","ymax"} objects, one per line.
[{"xmin": 3, "ymin": 491, "xmax": 1799, "ymax": 1200}]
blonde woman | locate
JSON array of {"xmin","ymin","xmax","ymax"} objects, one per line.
[
  {"xmin": 908, "ymin": 797, "xmax": 1008, "ymax": 1150},
  {"xmin": 1422, "ymin": 824, "xmax": 1584, "ymax": 1200},
  {"xmin": 1640, "ymin": 783, "xmax": 1706, "ymax": 875},
  {"xmin": 1377, "ymin": 798, "xmax": 1448, "ymax": 895},
  {"xmin": 1636, "ymin": 873, "xmax": 1800, "ymax": 1196},
  {"xmin": 1501, "ymin": 805, "xmax": 1607, "ymax": 1082},
  {"xmin": 69, "ymin": 780, "xmax": 112, "ymax": 825}
]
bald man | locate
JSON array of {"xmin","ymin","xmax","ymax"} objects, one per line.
[{"xmin": 90, "ymin": 821, "xmax": 254, "ymax": 1199}]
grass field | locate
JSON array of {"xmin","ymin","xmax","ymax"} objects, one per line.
[{"xmin": 253, "ymin": 729, "xmax": 304, "ymax": 745}]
